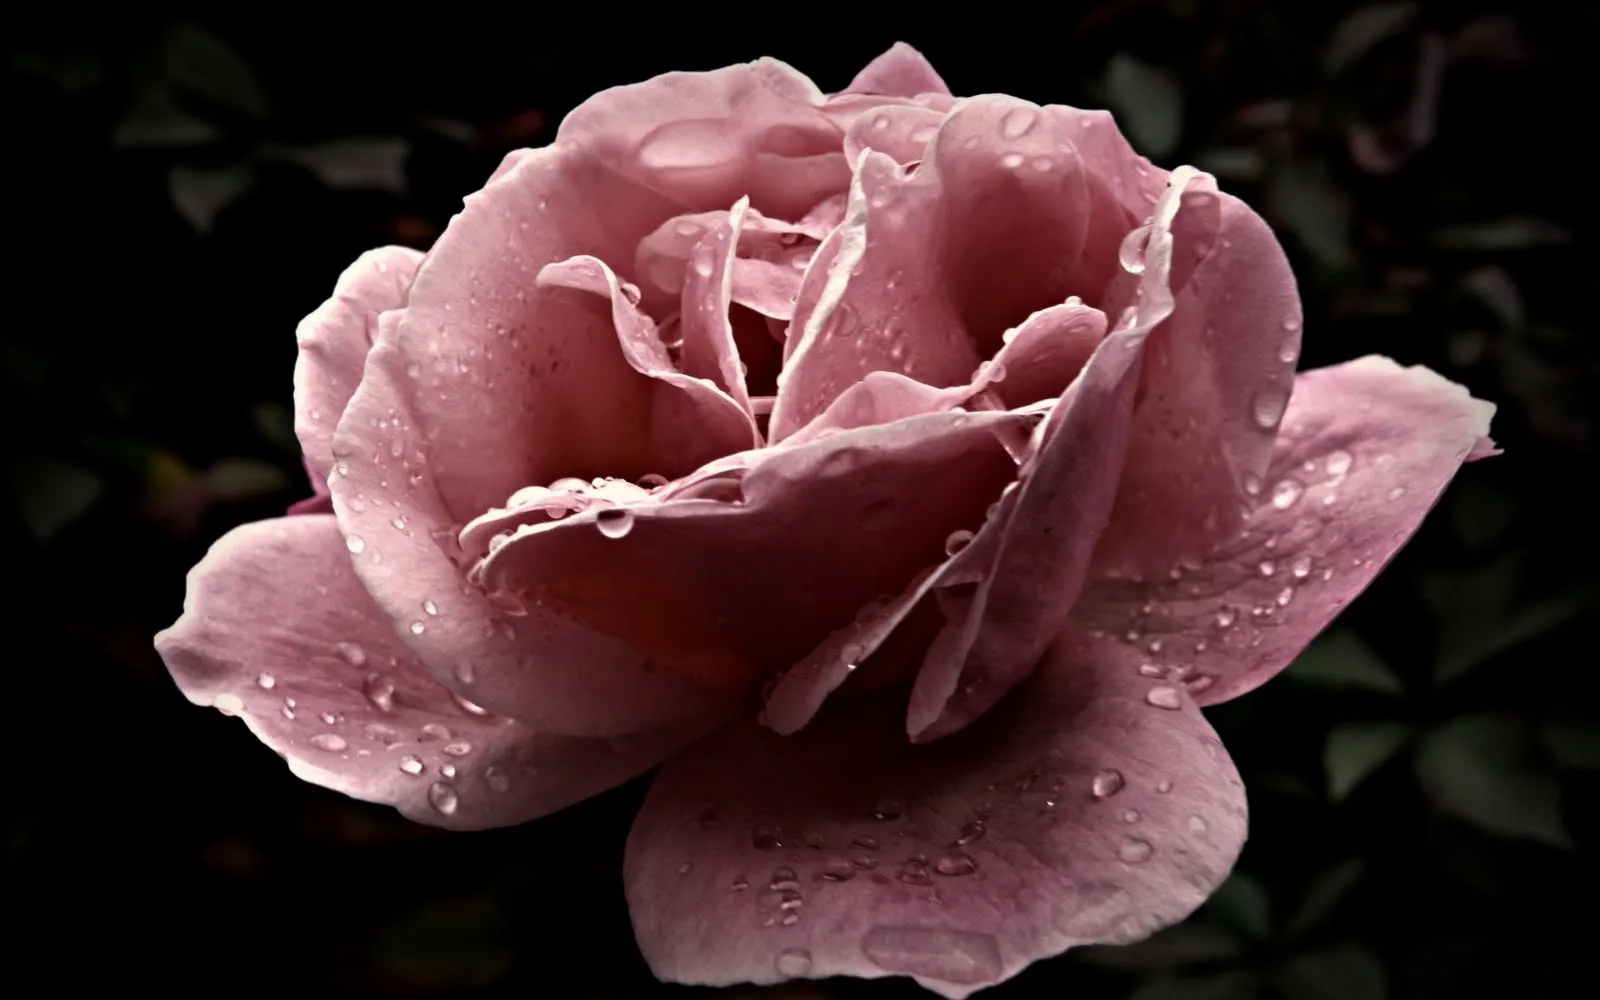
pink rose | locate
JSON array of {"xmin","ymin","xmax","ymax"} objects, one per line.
[{"xmin": 156, "ymin": 43, "xmax": 1496, "ymax": 996}]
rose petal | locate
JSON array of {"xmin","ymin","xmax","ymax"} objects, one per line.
[
  {"xmin": 842, "ymin": 42, "xmax": 952, "ymax": 99},
  {"xmin": 480, "ymin": 409, "xmax": 1030, "ymax": 684},
  {"xmin": 1089, "ymin": 176, "xmax": 1304, "ymax": 576},
  {"xmin": 677, "ymin": 198, "xmax": 758, "ymax": 417},
  {"xmin": 1072, "ymin": 355, "xmax": 1497, "ymax": 705},
  {"xmin": 625, "ymin": 627, "xmax": 1245, "ymax": 998},
  {"xmin": 842, "ymin": 103, "xmax": 947, "ymax": 168},
  {"xmin": 907, "ymin": 318, "xmax": 1150, "ymax": 743},
  {"xmin": 292, "ymin": 246, "xmax": 423, "ymax": 497},
  {"xmin": 772, "ymin": 97, "xmax": 1142, "ymax": 440},
  {"xmin": 982, "ymin": 298, "xmax": 1109, "ymax": 409},
  {"xmin": 153, "ymin": 515, "xmax": 707, "ymax": 829},
  {"xmin": 558, "ymin": 59, "xmax": 847, "ymax": 219}
]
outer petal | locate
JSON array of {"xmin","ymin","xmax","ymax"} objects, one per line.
[
  {"xmin": 153, "ymin": 515, "xmax": 705, "ymax": 830},
  {"xmin": 557, "ymin": 58, "xmax": 847, "ymax": 219},
  {"xmin": 1072, "ymin": 356, "xmax": 1497, "ymax": 705},
  {"xmin": 843, "ymin": 42, "xmax": 953, "ymax": 98},
  {"xmin": 771, "ymin": 97, "xmax": 1140, "ymax": 440},
  {"xmin": 625, "ymin": 627, "xmax": 1246, "ymax": 998},
  {"xmin": 480, "ymin": 409, "xmax": 1030, "ymax": 681},
  {"xmin": 1089, "ymin": 176, "xmax": 1304, "ymax": 576},
  {"xmin": 291, "ymin": 246, "xmax": 423, "ymax": 496},
  {"xmin": 327, "ymin": 147, "xmax": 741, "ymax": 736}
]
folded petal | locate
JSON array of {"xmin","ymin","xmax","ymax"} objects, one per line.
[
  {"xmin": 292, "ymin": 246, "xmax": 423, "ymax": 495},
  {"xmin": 480, "ymin": 410, "xmax": 1030, "ymax": 686},
  {"xmin": 1089, "ymin": 176, "xmax": 1304, "ymax": 576},
  {"xmin": 843, "ymin": 43, "xmax": 952, "ymax": 99},
  {"xmin": 154, "ymin": 515, "xmax": 706, "ymax": 830},
  {"xmin": 625, "ymin": 627, "xmax": 1246, "ymax": 998},
  {"xmin": 772, "ymin": 97, "xmax": 1142, "ymax": 440},
  {"xmin": 1072, "ymin": 356, "xmax": 1497, "ymax": 705},
  {"xmin": 557, "ymin": 59, "xmax": 847, "ymax": 219}
]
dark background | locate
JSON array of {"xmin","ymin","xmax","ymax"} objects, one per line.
[{"xmin": 5, "ymin": 2, "xmax": 1596, "ymax": 996}]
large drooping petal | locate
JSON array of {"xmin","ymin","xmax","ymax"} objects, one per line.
[
  {"xmin": 770, "ymin": 97, "xmax": 1148, "ymax": 440},
  {"xmin": 154, "ymin": 515, "xmax": 708, "ymax": 830},
  {"xmin": 557, "ymin": 58, "xmax": 847, "ymax": 220},
  {"xmin": 292, "ymin": 246, "xmax": 423, "ymax": 497},
  {"xmin": 625, "ymin": 627, "xmax": 1246, "ymax": 998},
  {"xmin": 1088, "ymin": 174, "xmax": 1304, "ymax": 576},
  {"xmin": 842, "ymin": 42, "xmax": 952, "ymax": 99},
  {"xmin": 479, "ymin": 409, "xmax": 1031, "ymax": 684},
  {"xmin": 325, "ymin": 146, "xmax": 748, "ymax": 736},
  {"xmin": 1072, "ymin": 355, "xmax": 1498, "ymax": 706}
]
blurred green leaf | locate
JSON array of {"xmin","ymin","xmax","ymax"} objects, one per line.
[
  {"xmin": 1326, "ymin": 2, "xmax": 1422, "ymax": 74},
  {"xmin": 1284, "ymin": 860, "xmax": 1367, "ymax": 939},
  {"xmin": 161, "ymin": 21, "xmax": 269, "ymax": 120},
  {"xmin": 1445, "ymin": 478, "xmax": 1518, "ymax": 552},
  {"xmin": 1287, "ymin": 631, "xmax": 1404, "ymax": 696},
  {"xmin": 5, "ymin": 456, "xmax": 105, "ymax": 543},
  {"xmin": 251, "ymin": 403, "xmax": 300, "ymax": 456},
  {"xmin": 1433, "ymin": 217, "xmax": 1572, "ymax": 251},
  {"xmin": 168, "ymin": 163, "xmax": 255, "ymax": 232},
  {"xmin": 1267, "ymin": 161, "xmax": 1352, "ymax": 268},
  {"xmin": 113, "ymin": 88, "xmax": 222, "ymax": 149},
  {"xmin": 1426, "ymin": 554, "xmax": 1596, "ymax": 685},
  {"xmin": 1541, "ymin": 719, "xmax": 1600, "ymax": 770},
  {"xmin": 1197, "ymin": 148, "xmax": 1265, "ymax": 182},
  {"xmin": 203, "ymin": 458, "xmax": 288, "ymax": 500},
  {"xmin": 1277, "ymin": 945, "xmax": 1387, "ymax": 1000},
  {"xmin": 1104, "ymin": 54, "xmax": 1183, "ymax": 159},
  {"xmin": 1129, "ymin": 972, "xmax": 1261, "ymax": 1000},
  {"xmin": 1460, "ymin": 266, "xmax": 1525, "ymax": 332},
  {"xmin": 1326, "ymin": 722, "xmax": 1413, "ymax": 800},
  {"xmin": 371, "ymin": 895, "xmax": 512, "ymax": 989},
  {"xmin": 270, "ymin": 137, "xmax": 410, "ymax": 193},
  {"xmin": 1206, "ymin": 873, "xmax": 1271, "ymax": 943},
  {"xmin": 1075, "ymin": 924, "xmax": 1243, "ymax": 971},
  {"xmin": 1414, "ymin": 714, "xmax": 1570, "ymax": 849}
]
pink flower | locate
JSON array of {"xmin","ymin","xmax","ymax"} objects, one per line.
[{"xmin": 156, "ymin": 43, "xmax": 1496, "ymax": 996}]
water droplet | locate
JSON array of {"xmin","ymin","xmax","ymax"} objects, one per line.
[
  {"xmin": 677, "ymin": 861, "xmax": 693, "ymax": 876},
  {"xmin": 1123, "ymin": 809, "xmax": 1140, "ymax": 823},
  {"xmin": 1000, "ymin": 107, "xmax": 1038, "ymax": 139},
  {"xmin": 1291, "ymin": 555, "xmax": 1312, "ymax": 579},
  {"xmin": 1322, "ymin": 492, "xmax": 1338, "ymax": 506},
  {"xmin": 775, "ymin": 947, "xmax": 813, "ymax": 977},
  {"xmin": 731, "ymin": 876, "xmax": 750, "ymax": 891},
  {"xmin": 452, "ymin": 692, "xmax": 489, "ymax": 716},
  {"xmin": 1215, "ymin": 608, "xmax": 1236, "ymax": 628},
  {"xmin": 1243, "ymin": 474, "xmax": 1261, "ymax": 496},
  {"xmin": 1325, "ymin": 449, "xmax": 1353, "ymax": 477},
  {"xmin": 1186, "ymin": 673, "xmax": 1216, "ymax": 694},
  {"xmin": 440, "ymin": 763, "xmax": 458, "ymax": 779},
  {"xmin": 363, "ymin": 674, "xmax": 395, "ymax": 711},
  {"xmin": 1271, "ymin": 479, "xmax": 1304, "ymax": 510},
  {"xmin": 817, "ymin": 860, "xmax": 857, "ymax": 882},
  {"xmin": 422, "ymin": 599, "xmax": 439, "ymax": 616},
  {"xmin": 310, "ymin": 733, "xmax": 347, "ymax": 752},
  {"xmin": 697, "ymin": 809, "xmax": 720, "ymax": 829},
  {"xmin": 752, "ymin": 826, "xmax": 783, "ymax": 850},
  {"xmin": 1091, "ymin": 769, "xmax": 1126, "ymax": 799},
  {"xmin": 420, "ymin": 723, "xmax": 451, "ymax": 742},
  {"xmin": 255, "ymin": 673, "xmax": 277, "ymax": 690},
  {"xmin": 1278, "ymin": 342, "xmax": 1297, "ymax": 364},
  {"xmin": 1145, "ymin": 686, "xmax": 1182, "ymax": 710},
  {"xmin": 428, "ymin": 781, "xmax": 459, "ymax": 815},
  {"xmin": 281, "ymin": 703, "xmax": 296, "ymax": 720},
  {"xmin": 1156, "ymin": 779, "xmax": 1173, "ymax": 794},
  {"xmin": 1250, "ymin": 382, "xmax": 1289, "ymax": 430},
  {"xmin": 1258, "ymin": 560, "xmax": 1275, "ymax": 577},
  {"xmin": 896, "ymin": 859, "xmax": 932, "ymax": 886},
  {"xmin": 390, "ymin": 515, "xmax": 408, "ymax": 531},
  {"xmin": 345, "ymin": 534, "xmax": 366, "ymax": 554},
  {"xmin": 443, "ymin": 741, "xmax": 473, "ymax": 757},
  {"xmin": 953, "ymin": 820, "xmax": 986, "ymax": 846},
  {"xmin": 485, "ymin": 765, "xmax": 510, "ymax": 792},
  {"xmin": 999, "ymin": 151, "xmax": 1026, "ymax": 169},
  {"xmin": 1118, "ymin": 837, "xmax": 1154, "ymax": 863},
  {"xmin": 399, "ymin": 754, "xmax": 424, "ymax": 775},
  {"xmin": 1118, "ymin": 224, "xmax": 1153, "ymax": 274},
  {"xmin": 1388, "ymin": 486, "xmax": 1406, "ymax": 500},
  {"xmin": 1321, "ymin": 567, "xmax": 1335, "ymax": 582},
  {"xmin": 934, "ymin": 853, "xmax": 978, "ymax": 876},
  {"xmin": 319, "ymin": 711, "xmax": 338, "ymax": 725},
  {"xmin": 770, "ymin": 866, "xmax": 798, "ymax": 887},
  {"xmin": 214, "ymin": 692, "xmax": 243, "ymax": 715},
  {"xmin": 861, "ymin": 926, "xmax": 1002, "ymax": 984},
  {"xmin": 872, "ymin": 797, "xmax": 905, "ymax": 821},
  {"xmin": 1139, "ymin": 663, "xmax": 1165, "ymax": 678},
  {"xmin": 1276, "ymin": 587, "xmax": 1295, "ymax": 607},
  {"xmin": 595, "ymin": 508, "xmax": 635, "ymax": 539},
  {"xmin": 1188, "ymin": 815, "xmax": 1209, "ymax": 834},
  {"xmin": 944, "ymin": 529, "xmax": 974, "ymax": 556},
  {"xmin": 409, "ymin": 620, "xmax": 426, "ymax": 635}
]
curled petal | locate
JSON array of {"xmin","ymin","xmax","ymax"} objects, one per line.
[
  {"xmin": 842, "ymin": 42, "xmax": 952, "ymax": 99},
  {"xmin": 154, "ymin": 515, "xmax": 708, "ymax": 829},
  {"xmin": 1073, "ymin": 355, "xmax": 1497, "ymax": 705}
]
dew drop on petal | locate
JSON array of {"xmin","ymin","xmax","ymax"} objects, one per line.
[
  {"xmin": 399, "ymin": 754, "xmax": 424, "ymax": 775},
  {"xmin": 428, "ymin": 781, "xmax": 459, "ymax": 815},
  {"xmin": 934, "ymin": 853, "xmax": 978, "ymax": 876},
  {"xmin": 1000, "ymin": 107, "xmax": 1038, "ymax": 139},
  {"xmin": 1145, "ymin": 686, "xmax": 1183, "ymax": 710},
  {"xmin": 345, "ymin": 534, "xmax": 366, "ymax": 554},
  {"xmin": 1250, "ymin": 382, "xmax": 1289, "ymax": 430},
  {"xmin": 1271, "ymin": 479, "xmax": 1304, "ymax": 509},
  {"xmin": 1091, "ymin": 769, "xmax": 1126, "ymax": 799},
  {"xmin": 256, "ymin": 673, "xmax": 276, "ymax": 690},
  {"xmin": 1292, "ymin": 555, "xmax": 1312, "ymax": 579},
  {"xmin": 1325, "ymin": 449, "xmax": 1353, "ymax": 477},
  {"xmin": 944, "ymin": 529, "xmax": 974, "ymax": 556},
  {"xmin": 363, "ymin": 674, "xmax": 395, "ymax": 712},
  {"xmin": 310, "ymin": 733, "xmax": 347, "ymax": 752},
  {"xmin": 595, "ymin": 508, "xmax": 635, "ymax": 539},
  {"xmin": 1118, "ymin": 837, "xmax": 1154, "ymax": 863},
  {"xmin": 485, "ymin": 765, "xmax": 510, "ymax": 792},
  {"xmin": 752, "ymin": 826, "xmax": 783, "ymax": 850},
  {"xmin": 409, "ymin": 620, "xmax": 426, "ymax": 635},
  {"xmin": 775, "ymin": 947, "xmax": 813, "ymax": 977}
]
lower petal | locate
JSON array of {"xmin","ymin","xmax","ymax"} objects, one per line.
[{"xmin": 625, "ymin": 627, "xmax": 1246, "ymax": 998}]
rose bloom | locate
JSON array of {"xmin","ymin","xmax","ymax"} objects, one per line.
[{"xmin": 157, "ymin": 43, "xmax": 1495, "ymax": 996}]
